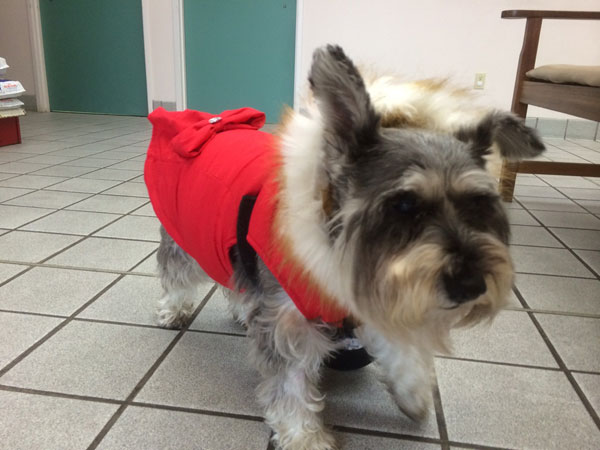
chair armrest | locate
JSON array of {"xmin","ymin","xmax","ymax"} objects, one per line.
[{"xmin": 502, "ymin": 10, "xmax": 600, "ymax": 20}]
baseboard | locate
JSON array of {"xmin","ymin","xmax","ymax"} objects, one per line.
[
  {"xmin": 529, "ymin": 117, "xmax": 599, "ymax": 141},
  {"xmin": 151, "ymin": 100, "xmax": 178, "ymax": 112}
]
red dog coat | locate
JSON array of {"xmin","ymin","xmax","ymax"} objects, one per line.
[{"xmin": 145, "ymin": 107, "xmax": 347, "ymax": 323}]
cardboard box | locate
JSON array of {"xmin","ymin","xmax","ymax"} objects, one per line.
[{"xmin": 0, "ymin": 116, "xmax": 21, "ymax": 147}]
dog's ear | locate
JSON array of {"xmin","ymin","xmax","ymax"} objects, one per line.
[
  {"xmin": 309, "ymin": 45, "xmax": 380, "ymax": 160},
  {"xmin": 455, "ymin": 111, "xmax": 545, "ymax": 165}
]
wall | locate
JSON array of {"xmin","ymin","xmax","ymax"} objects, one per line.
[
  {"xmin": 4, "ymin": 0, "xmax": 599, "ymax": 118},
  {"xmin": 298, "ymin": 0, "xmax": 600, "ymax": 118},
  {"xmin": 0, "ymin": 0, "xmax": 37, "ymax": 109}
]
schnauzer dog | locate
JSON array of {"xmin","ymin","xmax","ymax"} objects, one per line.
[{"xmin": 145, "ymin": 45, "xmax": 545, "ymax": 450}]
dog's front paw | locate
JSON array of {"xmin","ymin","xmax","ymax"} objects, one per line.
[
  {"xmin": 390, "ymin": 385, "xmax": 431, "ymax": 422},
  {"xmin": 155, "ymin": 302, "xmax": 194, "ymax": 329},
  {"xmin": 275, "ymin": 428, "xmax": 337, "ymax": 450}
]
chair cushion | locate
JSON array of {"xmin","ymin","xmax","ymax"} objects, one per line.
[{"xmin": 526, "ymin": 64, "xmax": 600, "ymax": 87}]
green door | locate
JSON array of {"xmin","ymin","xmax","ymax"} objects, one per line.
[
  {"xmin": 39, "ymin": 0, "xmax": 148, "ymax": 116},
  {"xmin": 184, "ymin": 0, "xmax": 296, "ymax": 123}
]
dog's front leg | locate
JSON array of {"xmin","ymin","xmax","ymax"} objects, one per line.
[
  {"xmin": 358, "ymin": 325, "xmax": 434, "ymax": 421},
  {"xmin": 247, "ymin": 298, "xmax": 337, "ymax": 450}
]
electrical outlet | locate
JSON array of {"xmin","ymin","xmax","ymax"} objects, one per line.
[{"xmin": 474, "ymin": 73, "xmax": 486, "ymax": 90}]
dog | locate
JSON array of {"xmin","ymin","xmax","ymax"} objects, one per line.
[{"xmin": 144, "ymin": 45, "xmax": 545, "ymax": 450}]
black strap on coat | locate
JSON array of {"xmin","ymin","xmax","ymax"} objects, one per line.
[{"xmin": 235, "ymin": 195, "xmax": 259, "ymax": 286}]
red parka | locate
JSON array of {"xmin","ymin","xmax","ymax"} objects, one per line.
[{"xmin": 145, "ymin": 107, "xmax": 347, "ymax": 323}]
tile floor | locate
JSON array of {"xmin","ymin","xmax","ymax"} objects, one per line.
[{"xmin": 0, "ymin": 112, "xmax": 599, "ymax": 450}]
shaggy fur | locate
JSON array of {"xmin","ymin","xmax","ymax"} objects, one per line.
[{"xmin": 153, "ymin": 45, "xmax": 545, "ymax": 450}]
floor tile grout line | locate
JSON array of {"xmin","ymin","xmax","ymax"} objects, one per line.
[
  {"xmin": 0, "ymin": 384, "xmax": 123, "ymax": 406},
  {"xmin": 431, "ymin": 366, "xmax": 450, "ymax": 450},
  {"xmin": 3, "ymin": 300, "xmax": 598, "ymax": 375},
  {"xmin": 513, "ymin": 270, "xmax": 596, "ymax": 280},
  {"xmin": 446, "ymin": 441, "xmax": 514, "ymax": 450},
  {"xmin": 503, "ymin": 306, "xmax": 600, "ymax": 319},
  {"xmin": 0, "ymin": 228, "xmax": 160, "ymax": 243},
  {"xmin": 0, "ymin": 384, "xmax": 267, "ymax": 424},
  {"xmin": 127, "ymin": 248, "xmax": 157, "ymax": 273},
  {"xmin": 436, "ymin": 354, "xmax": 562, "ymax": 372},
  {"xmin": 0, "ymin": 231, "xmax": 92, "ymax": 289},
  {"xmin": 0, "ymin": 273, "xmax": 127, "ymax": 379},
  {"xmin": 330, "ymin": 425, "xmax": 441, "ymax": 445},
  {"xmin": 4, "ymin": 302, "xmax": 600, "ymax": 330},
  {"xmin": 128, "ymin": 401, "xmax": 265, "ymax": 423},
  {"xmin": 556, "ymin": 143, "xmax": 600, "ymax": 165},
  {"xmin": 0, "ymin": 147, "xmax": 147, "ymax": 207},
  {"xmin": 0, "ymin": 260, "xmax": 157, "ymax": 279},
  {"xmin": 514, "ymin": 198, "xmax": 600, "ymax": 280},
  {"xmin": 565, "ymin": 137, "xmax": 600, "ymax": 153},
  {"xmin": 86, "ymin": 284, "xmax": 218, "ymax": 450},
  {"xmin": 512, "ymin": 286, "xmax": 600, "ymax": 431},
  {"xmin": 1, "ymin": 172, "xmax": 158, "ymax": 275},
  {"xmin": 1, "ymin": 130, "xmax": 147, "ymax": 169}
]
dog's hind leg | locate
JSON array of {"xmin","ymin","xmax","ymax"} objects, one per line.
[
  {"xmin": 358, "ymin": 325, "xmax": 434, "ymax": 421},
  {"xmin": 156, "ymin": 226, "xmax": 207, "ymax": 329},
  {"xmin": 246, "ymin": 289, "xmax": 338, "ymax": 450}
]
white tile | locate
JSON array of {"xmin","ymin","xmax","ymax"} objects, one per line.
[
  {"xmin": 102, "ymin": 182, "xmax": 148, "ymax": 197},
  {"xmin": 0, "ymin": 390, "xmax": 118, "ymax": 450},
  {"xmin": 575, "ymin": 249, "xmax": 600, "ymax": 274},
  {"xmin": 0, "ymin": 231, "xmax": 80, "ymax": 263},
  {"xmin": 44, "ymin": 178, "xmax": 122, "ymax": 194},
  {"xmin": 80, "ymin": 168, "xmax": 140, "ymax": 181},
  {"xmin": 510, "ymin": 225, "xmax": 563, "ymax": 247},
  {"xmin": 436, "ymin": 358, "xmax": 600, "ymax": 449},
  {"xmin": 0, "ymin": 311, "xmax": 63, "ymax": 369},
  {"xmin": 190, "ymin": 288, "xmax": 246, "ymax": 335},
  {"xmin": 66, "ymin": 194, "xmax": 147, "ymax": 214},
  {"xmin": 0, "ymin": 162, "xmax": 50, "ymax": 174},
  {"xmin": 5, "ymin": 190, "xmax": 92, "ymax": 209},
  {"xmin": 46, "ymin": 237, "xmax": 157, "ymax": 271},
  {"xmin": 0, "ymin": 205, "xmax": 53, "ymax": 229},
  {"xmin": 511, "ymin": 246, "xmax": 594, "ymax": 277},
  {"xmin": 0, "ymin": 175, "xmax": 68, "ymax": 189},
  {"xmin": 97, "ymin": 406, "xmax": 270, "ymax": 450},
  {"xmin": 0, "ymin": 267, "xmax": 118, "ymax": 316},
  {"xmin": 560, "ymin": 188, "xmax": 600, "ymax": 201},
  {"xmin": 516, "ymin": 274, "xmax": 600, "ymax": 315},
  {"xmin": 1, "ymin": 321, "xmax": 176, "ymax": 399},
  {"xmin": 450, "ymin": 310, "xmax": 557, "ymax": 367},
  {"xmin": 79, "ymin": 275, "xmax": 212, "ymax": 326},
  {"xmin": 22, "ymin": 210, "xmax": 118, "ymax": 236},
  {"xmin": 531, "ymin": 211, "xmax": 600, "ymax": 230},
  {"xmin": 0, "ymin": 263, "xmax": 26, "ymax": 284},
  {"xmin": 137, "ymin": 333, "xmax": 262, "ymax": 415},
  {"xmin": 0, "ymin": 187, "xmax": 33, "ymax": 203},
  {"xmin": 551, "ymin": 228, "xmax": 600, "ymax": 250},
  {"xmin": 94, "ymin": 215, "xmax": 160, "ymax": 241},
  {"xmin": 536, "ymin": 314, "xmax": 600, "ymax": 372}
]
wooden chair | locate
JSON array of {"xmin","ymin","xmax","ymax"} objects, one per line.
[{"xmin": 499, "ymin": 10, "xmax": 600, "ymax": 202}]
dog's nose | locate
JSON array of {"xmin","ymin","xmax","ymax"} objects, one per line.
[{"xmin": 443, "ymin": 270, "xmax": 487, "ymax": 303}]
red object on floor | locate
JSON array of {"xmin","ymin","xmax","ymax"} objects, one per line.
[{"xmin": 0, "ymin": 116, "xmax": 22, "ymax": 147}]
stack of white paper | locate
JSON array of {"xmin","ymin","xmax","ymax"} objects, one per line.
[{"xmin": 0, "ymin": 57, "xmax": 26, "ymax": 119}]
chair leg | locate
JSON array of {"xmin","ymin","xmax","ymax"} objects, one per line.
[{"xmin": 499, "ymin": 160, "xmax": 519, "ymax": 202}]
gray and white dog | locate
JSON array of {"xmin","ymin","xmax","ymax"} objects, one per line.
[{"xmin": 152, "ymin": 45, "xmax": 544, "ymax": 450}]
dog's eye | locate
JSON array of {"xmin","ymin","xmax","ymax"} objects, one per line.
[{"xmin": 389, "ymin": 192, "xmax": 419, "ymax": 215}]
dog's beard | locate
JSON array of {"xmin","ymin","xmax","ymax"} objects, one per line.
[{"xmin": 348, "ymin": 233, "xmax": 513, "ymax": 351}]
